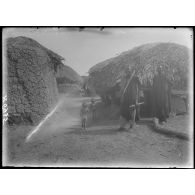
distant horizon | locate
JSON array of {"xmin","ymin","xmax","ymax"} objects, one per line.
[{"xmin": 3, "ymin": 27, "xmax": 193, "ymax": 76}]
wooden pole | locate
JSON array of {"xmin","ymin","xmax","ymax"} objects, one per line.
[{"xmin": 121, "ymin": 70, "xmax": 135, "ymax": 102}]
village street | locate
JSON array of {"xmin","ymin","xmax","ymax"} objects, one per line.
[{"xmin": 6, "ymin": 93, "xmax": 190, "ymax": 167}]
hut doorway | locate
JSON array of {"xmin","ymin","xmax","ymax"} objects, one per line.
[{"xmin": 140, "ymin": 88, "xmax": 153, "ymax": 118}]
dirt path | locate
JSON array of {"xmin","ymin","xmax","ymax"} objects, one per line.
[
  {"xmin": 26, "ymin": 95, "xmax": 86, "ymax": 140},
  {"xmin": 5, "ymin": 95, "xmax": 191, "ymax": 167}
]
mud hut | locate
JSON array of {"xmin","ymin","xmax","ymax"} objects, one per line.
[
  {"xmin": 6, "ymin": 36, "xmax": 65, "ymax": 125},
  {"xmin": 81, "ymin": 75, "xmax": 96, "ymax": 96},
  {"xmin": 55, "ymin": 63, "xmax": 82, "ymax": 93},
  {"xmin": 89, "ymin": 42, "xmax": 191, "ymax": 117}
]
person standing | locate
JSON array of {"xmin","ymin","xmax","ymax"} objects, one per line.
[
  {"xmin": 80, "ymin": 102, "xmax": 89, "ymax": 130},
  {"xmin": 118, "ymin": 69, "xmax": 140, "ymax": 131},
  {"xmin": 152, "ymin": 67, "xmax": 171, "ymax": 124},
  {"xmin": 90, "ymin": 98, "xmax": 96, "ymax": 121}
]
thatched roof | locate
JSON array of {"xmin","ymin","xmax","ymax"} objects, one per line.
[
  {"xmin": 7, "ymin": 36, "xmax": 82, "ymax": 84},
  {"xmin": 89, "ymin": 42, "xmax": 191, "ymax": 94},
  {"xmin": 7, "ymin": 36, "xmax": 65, "ymax": 64},
  {"xmin": 56, "ymin": 63, "xmax": 83, "ymax": 84}
]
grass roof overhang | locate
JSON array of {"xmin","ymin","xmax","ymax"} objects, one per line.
[{"xmin": 89, "ymin": 42, "xmax": 191, "ymax": 94}]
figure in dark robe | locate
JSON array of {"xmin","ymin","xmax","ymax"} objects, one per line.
[
  {"xmin": 152, "ymin": 69, "xmax": 171, "ymax": 123},
  {"xmin": 119, "ymin": 73, "xmax": 141, "ymax": 130}
]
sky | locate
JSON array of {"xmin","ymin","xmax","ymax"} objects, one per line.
[{"xmin": 3, "ymin": 27, "xmax": 193, "ymax": 76}]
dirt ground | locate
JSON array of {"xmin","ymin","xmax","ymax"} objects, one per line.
[{"xmin": 3, "ymin": 94, "xmax": 193, "ymax": 167}]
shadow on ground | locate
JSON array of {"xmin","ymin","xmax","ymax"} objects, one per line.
[
  {"xmin": 67, "ymin": 128, "xmax": 120, "ymax": 136},
  {"xmin": 150, "ymin": 126, "xmax": 189, "ymax": 141}
]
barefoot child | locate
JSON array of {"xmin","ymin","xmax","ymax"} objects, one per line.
[
  {"xmin": 90, "ymin": 98, "xmax": 96, "ymax": 121},
  {"xmin": 80, "ymin": 102, "xmax": 89, "ymax": 130}
]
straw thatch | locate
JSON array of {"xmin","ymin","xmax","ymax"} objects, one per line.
[
  {"xmin": 6, "ymin": 36, "xmax": 63, "ymax": 124},
  {"xmin": 89, "ymin": 42, "xmax": 190, "ymax": 95},
  {"xmin": 55, "ymin": 63, "xmax": 83, "ymax": 84},
  {"xmin": 6, "ymin": 36, "xmax": 82, "ymax": 125}
]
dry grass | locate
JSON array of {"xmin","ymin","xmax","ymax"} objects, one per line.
[{"xmin": 89, "ymin": 43, "xmax": 190, "ymax": 94}]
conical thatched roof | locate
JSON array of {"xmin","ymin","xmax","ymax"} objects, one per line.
[
  {"xmin": 7, "ymin": 36, "xmax": 82, "ymax": 85},
  {"xmin": 56, "ymin": 63, "xmax": 83, "ymax": 84},
  {"xmin": 6, "ymin": 36, "xmax": 63, "ymax": 124},
  {"xmin": 89, "ymin": 42, "xmax": 191, "ymax": 95},
  {"xmin": 7, "ymin": 36, "xmax": 65, "ymax": 63}
]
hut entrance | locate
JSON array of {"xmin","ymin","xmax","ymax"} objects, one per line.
[{"xmin": 140, "ymin": 88, "xmax": 153, "ymax": 118}]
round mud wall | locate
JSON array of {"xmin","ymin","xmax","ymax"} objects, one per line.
[{"xmin": 7, "ymin": 37, "xmax": 59, "ymax": 125}]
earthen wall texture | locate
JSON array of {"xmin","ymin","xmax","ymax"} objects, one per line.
[{"xmin": 7, "ymin": 37, "xmax": 59, "ymax": 124}]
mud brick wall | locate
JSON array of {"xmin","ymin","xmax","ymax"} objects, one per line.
[{"xmin": 6, "ymin": 37, "xmax": 59, "ymax": 125}]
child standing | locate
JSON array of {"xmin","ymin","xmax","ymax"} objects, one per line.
[
  {"xmin": 80, "ymin": 102, "xmax": 89, "ymax": 130},
  {"xmin": 90, "ymin": 98, "xmax": 96, "ymax": 121}
]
